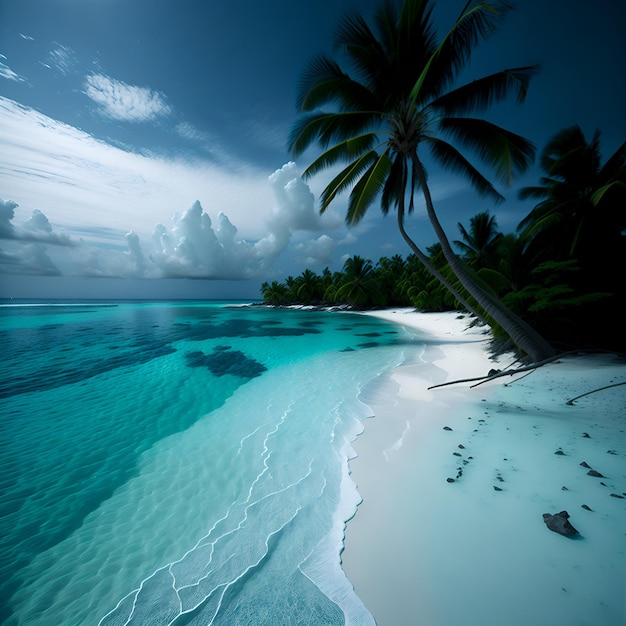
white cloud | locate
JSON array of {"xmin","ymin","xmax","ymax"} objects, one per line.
[
  {"xmin": 0, "ymin": 199, "xmax": 18, "ymax": 238},
  {"xmin": 293, "ymin": 233, "xmax": 356, "ymax": 267},
  {"xmin": 83, "ymin": 74, "xmax": 172, "ymax": 122},
  {"xmin": 0, "ymin": 61, "xmax": 27, "ymax": 83},
  {"xmin": 176, "ymin": 121, "xmax": 210, "ymax": 144},
  {"xmin": 0, "ymin": 98, "xmax": 368, "ymax": 285},
  {"xmin": 0, "ymin": 96, "xmax": 274, "ymax": 243},
  {"xmin": 0, "ymin": 198, "xmax": 74, "ymax": 246},
  {"xmin": 268, "ymin": 162, "xmax": 328, "ymax": 232},
  {"xmin": 0, "ymin": 162, "xmax": 349, "ymax": 281},
  {"xmin": 42, "ymin": 43, "xmax": 78, "ymax": 76}
]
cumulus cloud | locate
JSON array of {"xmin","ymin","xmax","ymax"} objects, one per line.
[
  {"xmin": 0, "ymin": 199, "xmax": 75, "ymax": 246},
  {"xmin": 0, "ymin": 199, "xmax": 18, "ymax": 238},
  {"xmin": 268, "ymin": 162, "xmax": 324, "ymax": 232},
  {"xmin": 83, "ymin": 74, "xmax": 172, "ymax": 122},
  {"xmin": 0, "ymin": 162, "xmax": 349, "ymax": 281},
  {"xmin": 293, "ymin": 233, "xmax": 355, "ymax": 267}
]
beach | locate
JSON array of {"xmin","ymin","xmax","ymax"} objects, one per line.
[{"xmin": 343, "ymin": 308, "xmax": 626, "ymax": 626}]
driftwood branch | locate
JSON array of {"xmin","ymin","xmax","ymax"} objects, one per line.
[
  {"xmin": 427, "ymin": 351, "xmax": 568, "ymax": 391},
  {"xmin": 565, "ymin": 381, "xmax": 626, "ymax": 405}
]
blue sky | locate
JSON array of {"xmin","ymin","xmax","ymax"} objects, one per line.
[{"xmin": 0, "ymin": 0, "xmax": 624, "ymax": 300}]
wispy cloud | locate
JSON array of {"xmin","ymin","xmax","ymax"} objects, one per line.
[
  {"xmin": 83, "ymin": 73, "xmax": 172, "ymax": 123},
  {"xmin": 41, "ymin": 43, "xmax": 79, "ymax": 76},
  {"xmin": 0, "ymin": 60, "xmax": 27, "ymax": 83}
]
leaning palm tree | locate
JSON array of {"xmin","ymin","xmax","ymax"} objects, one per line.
[{"xmin": 289, "ymin": 0, "xmax": 555, "ymax": 360}]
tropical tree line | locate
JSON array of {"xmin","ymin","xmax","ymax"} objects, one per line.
[
  {"xmin": 261, "ymin": 124, "xmax": 626, "ymax": 352},
  {"xmin": 270, "ymin": 0, "xmax": 624, "ymax": 359}
]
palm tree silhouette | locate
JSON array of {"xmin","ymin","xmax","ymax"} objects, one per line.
[{"xmin": 289, "ymin": 0, "xmax": 555, "ymax": 360}]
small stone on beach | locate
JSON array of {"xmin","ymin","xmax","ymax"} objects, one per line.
[
  {"xmin": 581, "ymin": 504, "xmax": 592, "ymax": 511},
  {"xmin": 543, "ymin": 511, "xmax": 579, "ymax": 537},
  {"xmin": 587, "ymin": 470, "xmax": 604, "ymax": 478},
  {"xmin": 443, "ymin": 426, "xmax": 453, "ymax": 431},
  {"xmin": 580, "ymin": 461, "xmax": 591, "ymax": 468}
]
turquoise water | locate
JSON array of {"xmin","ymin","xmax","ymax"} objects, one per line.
[{"xmin": 0, "ymin": 301, "xmax": 424, "ymax": 625}]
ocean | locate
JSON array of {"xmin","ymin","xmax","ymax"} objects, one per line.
[{"xmin": 0, "ymin": 301, "xmax": 425, "ymax": 625}]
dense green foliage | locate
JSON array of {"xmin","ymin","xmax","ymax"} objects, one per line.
[{"xmin": 261, "ymin": 127, "xmax": 625, "ymax": 352}]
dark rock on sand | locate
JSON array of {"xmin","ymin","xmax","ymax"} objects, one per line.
[
  {"xmin": 580, "ymin": 461, "xmax": 591, "ymax": 468},
  {"xmin": 587, "ymin": 470, "xmax": 604, "ymax": 478},
  {"xmin": 446, "ymin": 477, "xmax": 455, "ymax": 483},
  {"xmin": 555, "ymin": 450, "xmax": 566, "ymax": 455},
  {"xmin": 610, "ymin": 493, "xmax": 624, "ymax": 499},
  {"xmin": 581, "ymin": 504, "xmax": 592, "ymax": 511},
  {"xmin": 443, "ymin": 426, "xmax": 453, "ymax": 431},
  {"xmin": 543, "ymin": 511, "xmax": 579, "ymax": 537}
]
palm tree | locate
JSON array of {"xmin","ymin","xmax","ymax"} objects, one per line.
[
  {"xmin": 455, "ymin": 210, "xmax": 503, "ymax": 269},
  {"xmin": 335, "ymin": 255, "xmax": 383, "ymax": 307},
  {"xmin": 518, "ymin": 125, "xmax": 626, "ymax": 263},
  {"xmin": 289, "ymin": 0, "xmax": 555, "ymax": 360},
  {"xmin": 261, "ymin": 280, "xmax": 289, "ymax": 305},
  {"xmin": 294, "ymin": 269, "xmax": 323, "ymax": 303}
]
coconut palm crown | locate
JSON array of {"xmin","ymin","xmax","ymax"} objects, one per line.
[{"xmin": 289, "ymin": 0, "xmax": 556, "ymax": 361}]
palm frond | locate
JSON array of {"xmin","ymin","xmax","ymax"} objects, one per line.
[
  {"xmin": 426, "ymin": 136, "xmax": 503, "ymax": 203},
  {"xmin": 518, "ymin": 207, "xmax": 565, "ymax": 238},
  {"xmin": 296, "ymin": 54, "xmax": 379, "ymax": 112},
  {"xmin": 439, "ymin": 117, "xmax": 535, "ymax": 183},
  {"xmin": 591, "ymin": 181, "xmax": 626, "ymax": 207},
  {"xmin": 430, "ymin": 65, "xmax": 540, "ymax": 116},
  {"xmin": 518, "ymin": 184, "xmax": 552, "ymax": 201},
  {"xmin": 415, "ymin": 1, "xmax": 513, "ymax": 101},
  {"xmin": 302, "ymin": 132, "xmax": 381, "ymax": 179},
  {"xmin": 318, "ymin": 151, "xmax": 380, "ymax": 213},
  {"xmin": 538, "ymin": 125, "xmax": 586, "ymax": 172},
  {"xmin": 288, "ymin": 111, "xmax": 380, "ymax": 156},
  {"xmin": 346, "ymin": 151, "xmax": 392, "ymax": 225}
]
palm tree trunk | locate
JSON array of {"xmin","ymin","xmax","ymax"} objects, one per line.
[
  {"xmin": 412, "ymin": 156, "xmax": 556, "ymax": 361},
  {"xmin": 395, "ymin": 204, "xmax": 489, "ymax": 325}
]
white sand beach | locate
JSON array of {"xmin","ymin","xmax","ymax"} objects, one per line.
[{"xmin": 343, "ymin": 309, "xmax": 626, "ymax": 626}]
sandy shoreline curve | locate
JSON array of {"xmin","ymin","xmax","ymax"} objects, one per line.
[{"xmin": 343, "ymin": 308, "xmax": 626, "ymax": 626}]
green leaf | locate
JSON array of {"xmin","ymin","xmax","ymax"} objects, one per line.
[
  {"xmin": 318, "ymin": 152, "xmax": 379, "ymax": 213},
  {"xmin": 346, "ymin": 151, "xmax": 392, "ymax": 225}
]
